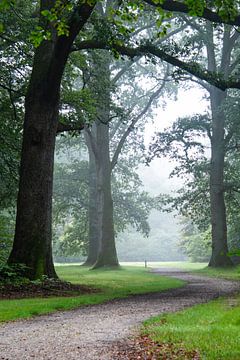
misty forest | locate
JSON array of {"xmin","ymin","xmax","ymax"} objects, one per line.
[{"xmin": 1, "ymin": 1, "xmax": 240, "ymax": 359}]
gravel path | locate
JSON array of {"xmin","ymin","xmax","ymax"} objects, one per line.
[{"xmin": 0, "ymin": 270, "xmax": 239, "ymax": 360}]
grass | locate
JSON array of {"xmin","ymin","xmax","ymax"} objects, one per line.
[
  {"xmin": 56, "ymin": 261, "xmax": 208, "ymax": 271},
  {"xmin": 194, "ymin": 264, "xmax": 240, "ymax": 281},
  {"xmin": 143, "ymin": 295, "xmax": 240, "ymax": 360},
  {"xmin": 0, "ymin": 265, "xmax": 184, "ymax": 323},
  {"xmin": 146, "ymin": 261, "xmax": 208, "ymax": 270},
  {"xmin": 141, "ymin": 263, "xmax": 240, "ymax": 359}
]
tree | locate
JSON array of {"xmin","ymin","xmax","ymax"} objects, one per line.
[
  {"xmin": 3, "ymin": 0, "xmax": 240, "ymax": 278},
  {"xmin": 67, "ymin": 2, "xmax": 177, "ymax": 267},
  {"xmin": 147, "ymin": 15, "xmax": 240, "ymax": 267},
  {"xmin": 53, "ymin": 137, "xmax": 154, "ymax": 260},
  {"xmin": 178, "ymin": 218, "xmax": 211, "ymax": 262},
  {"xmin": 52, "ymin": 19, "xmax": 169, "ymax": 265},
  {"xmin": 7, "ymin": 1, "xmax": 96, "ymax": 279}
]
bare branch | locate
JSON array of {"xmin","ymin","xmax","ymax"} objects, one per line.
[{"xmin": 111, "ymin": 70, "xmax": 169, "ymax": 170}]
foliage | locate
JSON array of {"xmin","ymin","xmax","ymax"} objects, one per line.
[
  {"xmin": 0, "ymin": 263, "xmax": 29, "ymax": 284},
  {"xmin": 0, "ymin": 211, "xmax": 15, "ymax": 265},
  {"xmin": 149, "ymin": 115, "xmax": 211, "ymax": 229},
  {"xmin": 148, "ymin": 114, "xmax": 211, "ymax": 176},
  {"xmin": 117, "ymin": 211, "xmax": 186, "ymax": 262},
  {"xmin": 2, "ymin": 0, "xmax": 240, "ymax": 274},
  {"xmin": 178, "ymin": 218, "xmax": 211, "ymax": 262},
  {"xmin": 53, "ymin": 139, "xmax": 155, "ymax": 256},
  {"xmin": 149, "ymin": 101, "xmax": 240, "ymax": 256},
  {"xmin": 53, "ymin": 141, "xmax": 89, "ymax": 257},
  {"xmin": 112, "ymin": 163, "xmax": 154, "ymax": 236},
  {"xmin": 60, "ymin": 51, "xmax": 100, "ymax": 128}
]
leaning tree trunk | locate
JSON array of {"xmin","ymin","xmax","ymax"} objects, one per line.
[
  {"xmin": 7, "ymin": 2, "xmax": 95, "ymax": 279},
  {"xmin": 208, "ymin": 87, "xmax": 233, "ymax": 267},
  {"xmin": 93, "ymin": 121, "xmax": 119, "ymax": 268}
]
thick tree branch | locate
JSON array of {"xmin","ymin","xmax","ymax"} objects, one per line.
[
  {"xmin": 112, "ymin": 25, "xmax": 187, "ymax": 84},
  {"xmin": 72, "ymin": 40, "xmax": 240, "ymax": 90},
  {"xmin": 56, "ymin": 122, "xmax": 84, "ymax": 133},
  {"xmin": 143, "ymin": 0, "xmax": 240, "ymax": 26}
]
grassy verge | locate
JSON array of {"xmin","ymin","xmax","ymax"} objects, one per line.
[
  {"xmin": 143, "ymin": 295, "xmax": 240, "ymax": 360},
  {"xmin": 147, "ymin": 261, "xmax": 208, "ymax": 270},
  {"xmin": 0, "ymin": 266, "xmax": 184, "ymax": 323},
  {"xmin": 142, "ymin": 264, "xmax": 240, "ymax": 359},
  {"xmin": 193, "ymin": 265, "xmax": 240, "ymax": 281}
]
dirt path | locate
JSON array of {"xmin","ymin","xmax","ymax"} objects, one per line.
[{"xmin": 0, "ymin": 270, "xmax": 239, "ymax": 360}]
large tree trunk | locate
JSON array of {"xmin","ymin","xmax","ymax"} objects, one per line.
[
  {"xmin": 208, "ymin": 88, "xmax": 233, "ymax": 267},
  {"xmin": 8, "ymin": 2, "xmax": 95, "ymax": 279},
  {"xmin": 93, "ymin": 121, "xmax": 119, "ymax": 268},
  {"xmin": 84, "ymin": 121, "xmax": 119, "ymax": 268},
  {"xmin": 8, "ymin": 93, "xmax": 58, "ymax": 279},
  {"xmin": 8, "ymin": 39, "xmax": 62, "ymax": 279}
]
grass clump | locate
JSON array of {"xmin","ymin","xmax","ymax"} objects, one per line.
[
  {"xmin": 0, "ymin": 265, "xmax": 184, "ymax": 323},
  {"xmin": 143, "ymin": 296, "xmax": 240, "ymax": 359}
]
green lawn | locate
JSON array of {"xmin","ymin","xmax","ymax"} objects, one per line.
[
  {"xmin": 143, "ymin": 295, "xmax": 240, "ymax": 360},
  {"xmin": 57, "ymin": 261, "xmax": 208, "ymax": 271},
  {"xmin": 194, "ymin": 265, "xmax": 240, "ymax": 281},
  {"xmin": 3, "ymin": 262, "xmax": 240, "ymax": 359},
  {"xmin": 141, "ymin": 264, "xmax": 240, "ymax": 360},
  {"xmin": 146, "ymin": 261, "xmax": 208, "ymax": 270},
  {"xmin": 0, "ymin": 266, "xmax": 184, "ymax": 323}
]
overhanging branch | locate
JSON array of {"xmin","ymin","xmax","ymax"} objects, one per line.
[
  {"xmin": 72, "ymin": 40, "xmax": 240, "ymax": 90},
  {"xmin": 143, "ymin": 0, "xmax": 240, "ymax": 27}
]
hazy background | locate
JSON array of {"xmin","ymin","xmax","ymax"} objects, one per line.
[{"xmin": 116, "ymin": 86, "xmax": 209, "ymax": 262}]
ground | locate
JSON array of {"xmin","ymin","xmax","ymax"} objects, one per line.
[
  {"xmin": 0, "ymin": 269, "xmax": 239, "ymax": 359},
  {"xmin": 0, "ymin": 279, "xmax": 97, "ymax": 299}
]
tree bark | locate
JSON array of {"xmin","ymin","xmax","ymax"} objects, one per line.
[
  {"xmin": 7, "ymin": 1, "xmax": 95, "ymax": 279},
  {"xmin": 206, "ymin": 24, "xmax": 235, "ymax": 267},
  {"xmin": 82, "ymin": 50, "xmax": 119, "ymax": 269},
  {"xmin": 93, "ymin": 120, "xmax": 119, "ymax": 268},
  {"xmin": 208, "ymin": 88, "xmax": 233, "ymax": 267},
  {"xmin": 82, "ymin": 126, "xmax": 101, "ymax": 266}
]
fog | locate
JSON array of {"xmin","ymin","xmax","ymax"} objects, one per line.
[
  {"xmin": 53, "ymin": 85, "xmax": 210, "ymax": 263},
  {"xmin": 116, "ymin": 87, "xmax": 209, "ymax": 263}
]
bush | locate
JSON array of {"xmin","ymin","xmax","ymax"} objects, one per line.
[
  {"xmin": 0, "ymin": 211, "xmax": 14, "ymax": 265},
  {"xmin": 0, "ymin": 263, "xmax": 29, "ymax": 284}
]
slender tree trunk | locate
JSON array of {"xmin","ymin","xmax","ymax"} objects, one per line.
[
  {"xmin": 83, "ymin": 50, "xmax": 119, "ymax": 268},
  {"xmin": 82, "ymin": 127, "xmax": 100, "ymax": 266},
  {"xmin": 208, "ymin": 88, "xmax": 233, "ymax": 267}
]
